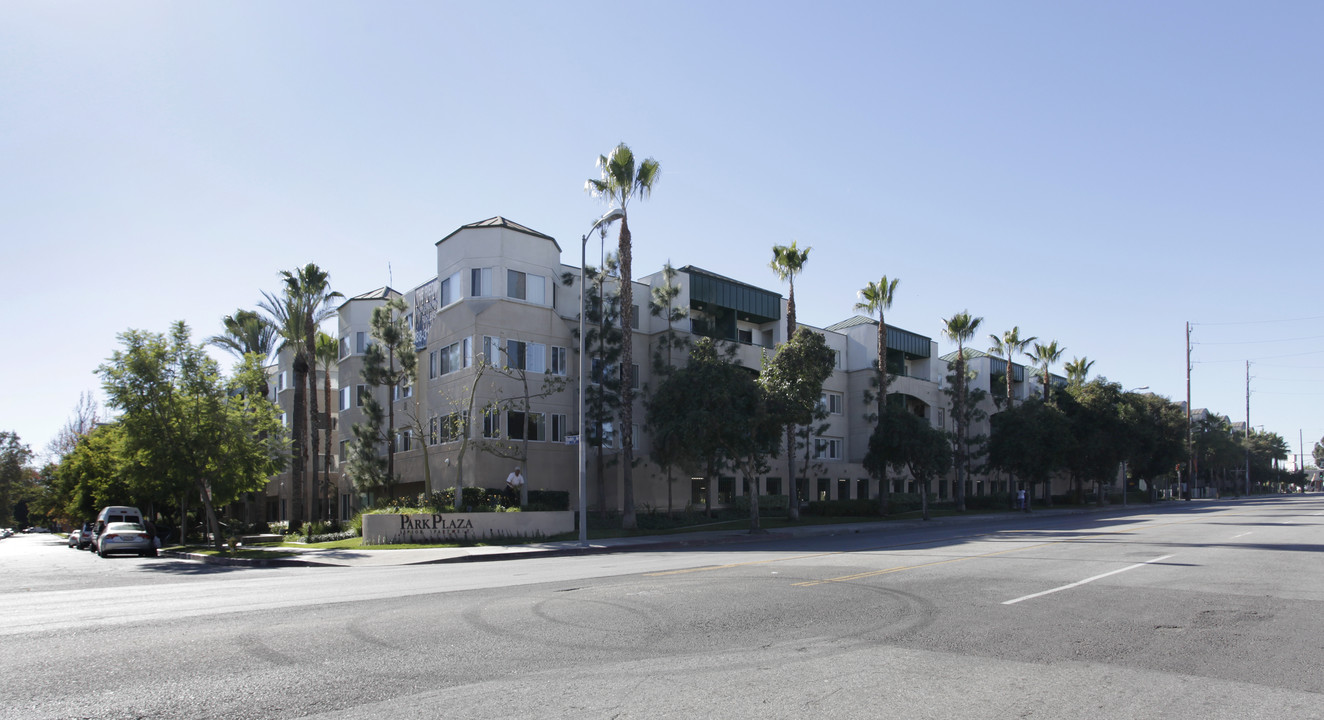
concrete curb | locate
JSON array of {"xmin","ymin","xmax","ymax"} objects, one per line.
[{"xmin": 161, "ymin": 499, "xmax": 1232, "ymax": 569}]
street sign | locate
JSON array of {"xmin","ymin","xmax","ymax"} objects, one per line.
[{"xmin": 565, "ymin": 435, "xmax": 579, "ymax": 446}]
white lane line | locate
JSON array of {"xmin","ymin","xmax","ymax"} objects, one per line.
[
  {"xmin": 1003, "ymin": 555, "xmax": 1175, "ymax": 606},
  {"xmin": 1231, "ymin": 532, "xmax": 1253, "ymax": 539}
]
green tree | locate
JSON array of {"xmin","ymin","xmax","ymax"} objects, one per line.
[
  {"xmin": 578, "ymin": 257, "xmax": 624, "ymax": 515},
  {"xmin": 348, "ymin": 296, "xmax": 416, "ymax": 501},
  {"xmin": 647, "ymin": 261, "xmax": 689, "ymax": 515},
  {"xmin": 1032, "ymin": 340, "xmax": 1066, "ymax": 404},
  {"xmin": 758, "ymin": 327, "xmax": 836, "ymax": 529},
  {"xmin": 51, "ymin": 423, "xmax": 129, "ymax": 523},
  {"xmin": 864, "ymin": 406, "xmax": 952, "ymax": 521},
  {"xmin": 1060, "ymin": 378, "xmax": 1127, "ymax": 504},
  {"xmin": 942, "ymin": 311, "xmax": 982, "ymax": 512},
  {"xmin": 1064, "ymin": 356, "xmax": 1095, "ymax": 388},
  {"xmin": 987, "ymin": 327, "xmax": 1036, "ymax": 410},
  {"xmin": 587, "ymin": 142, "xmax": 661, "ymax": 530},
  {"xmin": 259, "ymin": 265, "xmax": 340, "ymax": 529},
  {"xmin": 314, "ymin": 331, "xmax": 339, "ymax": 519},
  {"xmin": 208, "ymin": 309, "xmax": 277, "ymax": 366},
  {"xmin": 856, "ymin": 276, "xmax": 899, "ymax": 514},
  {"xmin": 1117, "ymin": 390, "xmax": 1187, "ymax": 495},
  {"xmin": 98, "ymin": 322, "xmax": 285, "ymax": 547},
  {"xmin": 647, "ymin": 339, "xmax": 751, "ymax": 520},
  {"xmin": 770, "ymin": 241, "xmax": 812, "ymax": 519},
  {"xmin": 988, "ymin": 398, "xmax": 1072, "ymax": 510},
  {"xmin": 0, "ymin": 431, "xmax": 34, "ymax": 528}
]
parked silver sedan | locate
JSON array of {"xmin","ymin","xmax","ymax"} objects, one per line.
[{"xmin": 95, "ymin": 522, "xmax": 157, "ymax": 558}]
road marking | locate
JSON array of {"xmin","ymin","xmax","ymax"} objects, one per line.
[
  {"xmin": 1230, "ymin": 532, "xmax": 1252, "ymax": 539},
  {"xmin": 790, "ymin": 540, "xmax": 1064, "ymax": 587},
  {"xmin": 1002, "ymin": 554, "xmax": 1174, "ymax": 606}
]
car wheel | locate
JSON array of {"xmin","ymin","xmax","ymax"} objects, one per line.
[{"xmin": 98, "ymin": 547, "xmax": 107, "ymax": 558}]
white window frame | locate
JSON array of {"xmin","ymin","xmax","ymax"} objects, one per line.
[{"xmin": 471, "ymin": 267, "xmax": 493, "ymax": 297}]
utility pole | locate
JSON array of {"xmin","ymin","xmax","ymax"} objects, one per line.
[
  {"xmin": 1191, "ymin": 321, "xmax": 1202, "ymax": 500},
  {"xmin": 1244, "ymin": 361, "xmax": 1250, "ymax": 497}
]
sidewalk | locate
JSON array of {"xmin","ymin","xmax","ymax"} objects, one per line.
[{"xmin": 161, "ymin": 501, "xmax": 1172, "ymax": 568}]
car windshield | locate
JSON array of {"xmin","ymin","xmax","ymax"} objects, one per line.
[{"xmin": 105, "ymin": 522, "xmax": 144, "ymax": 533}]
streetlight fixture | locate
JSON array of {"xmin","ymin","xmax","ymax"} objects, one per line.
[
  {"xmin": 1120, "ymin": 386, "xmax": 1149, "ymax": 506},
  {"xmin": 579, "ymin": 208, "xmax": 624, "ymax": 545}
]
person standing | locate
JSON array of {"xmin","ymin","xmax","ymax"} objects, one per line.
[{"xmin": 505, "ymin": 467, "xmax": 525, "ymax": 507}]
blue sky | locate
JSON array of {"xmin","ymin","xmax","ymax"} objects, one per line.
[{"xmin": 3, "ymin": 1, "xmax": 1320, "ymax": 464}]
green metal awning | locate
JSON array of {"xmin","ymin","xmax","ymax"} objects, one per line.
[{"xmin": 683, "ymin": 267, "xmax": 781, "ymax": 324}]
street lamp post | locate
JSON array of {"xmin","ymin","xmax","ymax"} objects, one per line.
[
  {"xmin": 1121, "ymin": 386, "xmax": 1149, "ymax": 507},
  {"xmin": 579, "ymin": 208, "xmax": 624, "ymax": 546}
]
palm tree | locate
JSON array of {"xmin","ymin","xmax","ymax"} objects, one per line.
[
  {"xmin": 1032, "ymin": 340, "xmax": 1066, "ymax": 403},
  {"xmin": 209, "ymin": 310, "xmax": 277, "ymax": 362},
  {"xmin": 1064, "ymin": 356, "xmax": 1094, "ymax": 387},
  {"xmin": 942, "ymin": 311, "xmax": 982, "ymax": 513},
  {"xmin": 260, "ymin": 264, "xmax": 341, "ymax": 529},
  {"xmin": 855, "ymin": 276, "xmax": 900, "ymax": 514},
  {"xmin": 587, "ymin": 142, "xmax": 660, "ymax": 530},
  {"xmin": 286, "ymin": 265, "xmax": 341, "ymax": 526},
  {"xmin": 209, "ymin": 309, "xmax": 279, "ymax": 525},
  {"xmin": 259, "ymin": 289, "xmax": 309, "ymax": 528},
  {"xmin": 987, "ymin": 327, "xmax": 1036, "ymax": 410},
  {"xmin": 770, "ymin": 241, "xmax": 811, "ymax": 520},
  {"xmin": 315, "ymin": 331, "xmax": 339, "ymax": 521}
]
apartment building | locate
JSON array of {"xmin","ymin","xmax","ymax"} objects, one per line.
[{"xmin": 267, "ymin": 215, "xmax": 1063, "ymax": 520}]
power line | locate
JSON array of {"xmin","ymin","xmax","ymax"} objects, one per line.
[
  {"xmin": 1192, "ymin": 314, "xmax": 1324, "ymax": 327},
  {"xmin": 1193, "ymin": 334, "xmax": 1324, "ymax": 345}
]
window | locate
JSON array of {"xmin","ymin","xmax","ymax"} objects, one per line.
[
  {"xmin": 482, "ymin": 406, "xmax": 500, "ymax": 438},
  {"xmin": 624, "ymin": 363, "xmax": 639, "ymax": 389},
  {"xmin": 507, "ymin": 411, "xmax": 547, "ymax": 442},
  {"xmin": 277, "ymin": 371, "xmax": 287, "ymax": 392},
  {"xmin": 339, "ymin": 387, "xmax": 351, "ymax": 411},
  {"xmin": 820, "ymin": 392, "xmax": 843, "ymax": 415},
  {"xmin": 472, "ymin": 267, "xmax": 493, "ymax": 297},
  {"xmin": 507, "ymin": 270, "xmax": 546, "ymax": 304},
  {"xmin": 438, "ymin": 338, "xmax": 471, "ymax": 375},
  {"xmin": 550, "ymin": 413, "xmax": 568, "ymax": 442},
  {"xmin": 738, "ymin": 328, "xmax": 753, "ymax": 344},
  {"xmin": 813, "ymin": 437, "xmax": 843, "ymax": 461},
  {"xmin": 550, "ymin": 346, "xmax": 568, "ymax": 376},
  {"xmin": 506, "ymin": 340, "xmax": 526, "ymax": 370},
  {"xmin": 355, "ymin": 331, "xmax": 368, "ymax": 354},
  {"xmin": 483, "ymin": 336, "xmax": 500, "ymax": 365},
  {"xmin": 507, "ymin": 410, "xmax": 527, "ymax": 441},
  {"xmin": 440, "ymin": 270, "xmax": 462, "ymax": 306},
  {"xmin": 356, "ymin": 384, "xmax": 369, "ymax": 407},
  {"xmin": 590, "ymin": 422, "xmax": 614, "ymax": 448},
  {"xmin": 527, "ymin": 343, "xmax": 546, "ymax": 373},
  {"xmin": 397, "ymin": 430, "xmax": 412, "ymax": 452},
  {"xmin": 339, "ymin": 336, "xmax": 350, "ymax": 359},
  {"xmin": 394, "ymin": 383, "xmax": 412, "ymax": 401},
  {"xmin": 429, "ymin": 350, "xmax": 438, "ymax": 379},
  {"xmin": 507, "ymin": 269, "xmax": 525, "ymax": 300},
  {"xmin": 339, "ymin": 440, "xmax": 348, "ymax": 463},
  {"xmin": 440, "ymin": 411, "xmax": 468, "ymax": 443},
  {"xmin": 280, "ymin": 412, "xmax": 287, "ymax": 427},
  {"xmin": 428, "ymin": 416, "xmax": 439, "ymax": 445}
]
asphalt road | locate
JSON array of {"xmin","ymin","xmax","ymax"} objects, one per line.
[{"xmin": 3, "ymin": 495, "xmax": 1321, "ymax": 719}]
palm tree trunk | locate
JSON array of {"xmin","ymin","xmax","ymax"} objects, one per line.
[
  {"xmin": 323, "ymin": 369, "xmax": 333, "ymax": 521},
  {"xmin": 786, "ymin": 276, "xmax": 800, "ymax": 522},
  {"xmin": 290, "ymin": 356, "xmax": 308, "ymax": 529}
]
